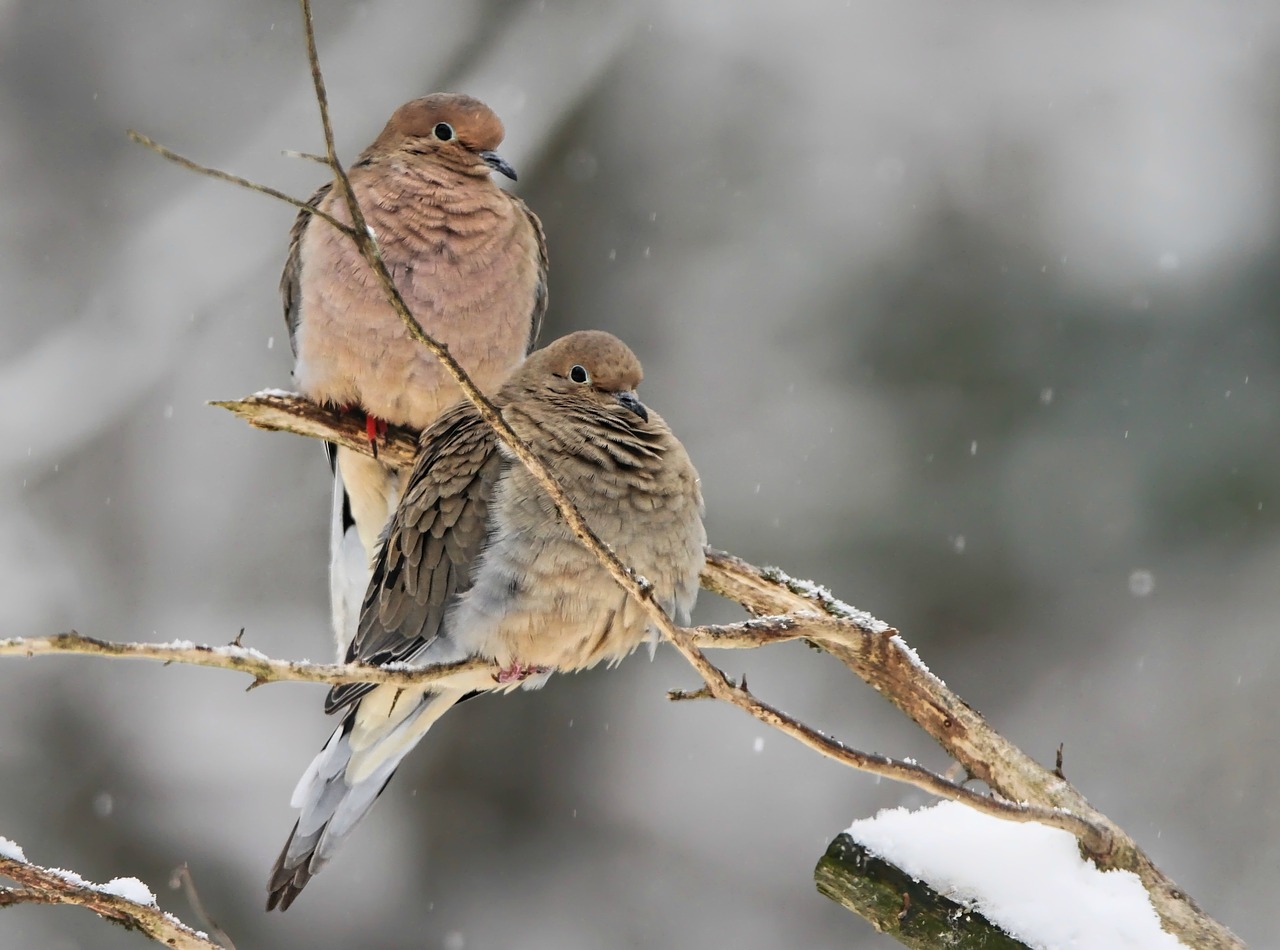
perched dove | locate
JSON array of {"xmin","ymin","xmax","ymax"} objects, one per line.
[
  {"xmin": 267, "ymin": 330, "xmax": 706, "ymax": 910},
  {"xmin": 284, "ymin": 93, "xmax": 548, "ymax": 656}
]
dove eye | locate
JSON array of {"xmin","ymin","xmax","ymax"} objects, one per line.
[
  {"xmin": 433, "ymin": 122, "xmax": 454, "ymax": 141},
  {"xmin": 569, "ymin": 365, "xmax": 590, "ymax": 384}
]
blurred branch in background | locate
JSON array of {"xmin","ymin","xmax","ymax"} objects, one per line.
[
  {"xmin": 0, "ymin": 0, "xmax": 1243, "ymax": 946},
  {"xmin": 0, "ymin": 844, "xmax": 221, "ymax": 950},
  {"xmin": 126, "ymin": 0, "xmax": 1251, "ymax": 930}
]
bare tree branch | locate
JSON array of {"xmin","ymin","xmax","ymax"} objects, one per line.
[
  {"xmin": 0, "ymin": 632, "xmax": 489, "ymax": 691},
  {"xmin": 814, "ymin": 833, "xmax": 1030, "ymax": 949},
  {"xmin": 0, "ymin": 625, "xmax": 1103, "ymax": 852},
  {"xmin": 208, "ymin": 391, "xmax": 1242, "ymax": 947},
  {"xmin": 105, "ymin": 3, "xmax": 1244, "ymax": 946},
  {"xmin": 0, "ymin": 846, "xmax": 222, "ymax": 950},
  {"xmin": 126, "ymin": 131, "xmax": 352, "ymax": 236},
  {"xmin": 170, "ymin": 865, "xmax": 236, "ymax": 950}
]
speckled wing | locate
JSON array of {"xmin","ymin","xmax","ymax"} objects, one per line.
[
  {"xmin": 324, "ymin": 402, "xmax": 503, "ymax": 714},
  {"xmin": 281, "ymin": 180, "xmax": 334, "ymax": 357}
]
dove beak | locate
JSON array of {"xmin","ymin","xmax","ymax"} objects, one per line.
[
  {"xmin": 479, "ymin": 150, "xmax": 518, "ymax": 181},
  {"xmin": 615, "ymin": 390, "xmax": 648, "ymax": 422}
]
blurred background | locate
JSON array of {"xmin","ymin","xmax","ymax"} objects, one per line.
[{"xmin": 2, "ymin": 0, "xmax": 1278, "ymax": 946}]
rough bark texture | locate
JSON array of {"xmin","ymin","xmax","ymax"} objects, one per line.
[
  {"xmin": 0, "ymin": 854, "xmax": 220, "ymax": 950},
  {"xmin": 205, "ymin": 391, "xmax": 1245, "ymax": 950},
  {"xmin": 815, "ymin": 834, "xmax": 1029, "ymax": 949}
]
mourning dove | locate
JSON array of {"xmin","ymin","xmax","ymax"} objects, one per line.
[
  {"xmin": 283, "ymin": 93, "xmax": 548, "ymax": 656},
  {"xmin": 267, "ymin": 331, "xmax": 706, "ymax": 910}
]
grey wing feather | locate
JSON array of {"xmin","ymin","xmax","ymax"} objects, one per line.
[
  {"xmin": 281, "ymin": 180, "xmax": 335, "ymax": 357},
  {"xmin": 324, "ymin": 403, "xmax": 502, "ymax": 714},
  {"xmin": 517, "ymin": 197, "xmax": 549, "ymax": 353}
]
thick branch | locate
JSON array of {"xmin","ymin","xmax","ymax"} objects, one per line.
[
  {"xmin": 207, "ymin": 391, "xmax": 1241, "ymax": 948},
  {"xmin": 814, "ymin": 834, "xmax": 1029, "ymax": 949},
  {"xmin": 0, "ymin": 847, "xmax": 221, "ymax": 950},
  {"xmin": 127, "ymin": 12, "xmax": 1243, "ymax": 941},
  {"xmin": 694, "ymin": 558, "xmax": 1236, "ymax": 948},
  {"xmin": 210, "ymin": 392, "xmax": 419, "ymax": 460}
]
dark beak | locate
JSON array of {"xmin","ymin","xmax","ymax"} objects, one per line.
[
  {"xmin": 615, "ymin": 390, "xmax": 648, "ymax": 422},
  {"xmin": 479, "ymin": 150, "xmax": 518, "ymax": 181}
]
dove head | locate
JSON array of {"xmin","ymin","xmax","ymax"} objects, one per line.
[
  {"xmin": 506, "ymin": 331, "xmax": 650, "ymax": 424},
  {"xmin": 367, "ymin": 93, "xmax": 517, "ymax": 180}
]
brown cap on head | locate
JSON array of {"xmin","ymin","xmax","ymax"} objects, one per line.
[
  {"xmin": 366, "ymin": 92, "xmax": 504, "ymax": 161},
  {"xmin": 516, "ymin": 330, "xmax": 644, "ymax": 395}
]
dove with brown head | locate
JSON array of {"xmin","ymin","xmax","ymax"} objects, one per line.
[
  {"xmin": 282, "ymin": 92, "xmax": 548, "ymax": 659},
  {"xmin": 267, "ymin": 331, "xmax": 705, "ymax": 911}
]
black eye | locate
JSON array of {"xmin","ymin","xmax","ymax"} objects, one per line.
[
  {"xmin": 433, "ymin": 122, "xmax": 454, "ymax": 141},
  {"xmin": 569, "ymin": 365, "xmax": 589, "ymax": 384}
]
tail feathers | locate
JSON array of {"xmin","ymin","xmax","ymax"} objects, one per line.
[
  {"xmin": 329, "ymin": 466, "xmax": 370, "ymax": 660},
  {"xmin": 266, "ymin": 687, "xmax": 469, "ymax": 911}
]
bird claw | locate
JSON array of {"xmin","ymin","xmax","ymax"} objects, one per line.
[{"xmin": 493, "ymin": 663, "xmax": 549, "ymax": 684}]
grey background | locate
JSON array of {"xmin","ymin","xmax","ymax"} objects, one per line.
[{"xmin": 3, "ymin": 0, "xmax": 1278, "ymax": 947}]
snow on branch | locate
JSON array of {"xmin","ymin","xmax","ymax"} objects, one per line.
[
  {"xmin": 820, "ymin": 802, "xmax": 1187, "ymax": 950},
  {"xmin": 0, "ymin": 839, "xmax": 222, "ymax": 950},
  {"xmin": 0, "ymin": 631, "xmax": 489, "ymax": 691},
  {"xmin": 98, "ymin": 1, "xmax": 1244, "ymax": 945},
  {"xmin": 199, "ymin": 398, "xmax": 1233, "ymax": 947},
  {"xmin": 816, "ymin": 833, "xmax": 1030, "ymax": 950}
]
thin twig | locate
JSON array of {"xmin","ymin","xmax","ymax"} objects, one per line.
[
  {"xmin": 678, "ymin": 664, "xmax": 1108, "ymax": 849},
  {"xmin": 0, "ymin": 631, "xmax": 1104, "ymax": 850},
  {"xmin": 127, "ymin": 131, "xmax": 351, "ymax": 235},
  {"xmin": 0, "ymin": 850, "xmax": 220, "ymax": 950},
  {"xmin": 0, "ymin": 631, "xmax": 490, "ymax": 691},
  {"xmin": 111, "ymin": 7, "xmax": 1246, "ymax": 945},
  {"xmin": 170, "ymin": 864, "xmax": 235, "ymax": 950},
  {"xmin": 281, "ymin": 149, "xmax": 329, "ymax": 164}
]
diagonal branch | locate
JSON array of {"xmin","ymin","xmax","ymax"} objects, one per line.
[
  {"xmin": 126, "ymin": 131, "xmax": 351, "ymax": 236},
  {"xmin": 0, "ymin": 629, "xmax": 1100, "ymax": 849},
  {"xmin": 0, "ymin": 845, "xmax": 222, "ymax": 950},
  {"xmin": 207, "ymin": 398, "xmax": 1239, "ymax": 946},
  {"xmin": 115, "ymin": 4, "xmax": 1245, "ymax": 946}
]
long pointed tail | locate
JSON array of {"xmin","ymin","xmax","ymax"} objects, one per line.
[{"xmin": 267, "ymin": 685, "xmax": 468, "ymax": 911}]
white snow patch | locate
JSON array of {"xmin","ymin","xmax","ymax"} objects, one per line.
[
  {"xmin": 215, "ymin": 643, "xmax": 272, "ymax": 662},
  {"xmin": 48, "ymin": 867, "xmax": 90, "ymax": 888},
  {"xmin": 846, "ymin": 801, "xmax": 1185, "ymax": 949},
  {"xmin": 164, "ymin": 912, "xmax": 210, "ymax": 940},
  {"xmin": 100, "ymin": 876, "xmax": 157, "ymax": 905},
  {"xmin": 888, "ymin": 634, "xmax": 935, "ymax": 678},
  {"xmin": 0, "ymin": 836, "xmax": 27, "ymax": 861},
  {"xmin": 764, "ymin": 568, "xmax": 890, "ymax": 632}
]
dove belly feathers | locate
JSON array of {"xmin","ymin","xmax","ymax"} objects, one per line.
[
  {"xmin": 291, "ymin": 164, "xmax": 542, "ymax": 428},
  {"xmin": 453, "ymin": 444, "xmax": 706, "ymax": 672}
]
